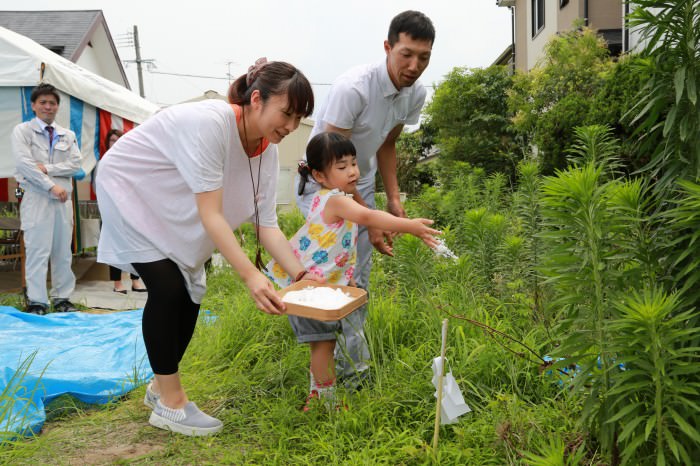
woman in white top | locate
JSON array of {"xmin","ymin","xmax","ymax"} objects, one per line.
[{"xmin": 96, "ymin": 59, "xmax": 319, "ymax": 436}]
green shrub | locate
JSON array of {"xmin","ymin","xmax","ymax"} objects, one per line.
[
  {"xmin": 425, "ymin": 66, "xmax": 519, "ymax": 177},
  {"xmin": 509, "ymin": 27, "xmax": 617, "ymax": 174}
]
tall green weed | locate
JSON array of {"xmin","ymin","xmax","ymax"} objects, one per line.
[
  {"xmin": 663, "ymin": 180, "xmax": 700, "ymax": 312},
  {"xmin": 513, "ymin": 160, "xmax": 546, "ymax": 324},
  {"xmin": 1, "ymin": 352, "xmax": 43, "ymax": 444},
  {"xmin": 607, "ymin": 288, "xmax": 700, "ymax": 465},
  {"xmin": 539, "ymin": 159, "xmax": 645, "ymax": 458}
]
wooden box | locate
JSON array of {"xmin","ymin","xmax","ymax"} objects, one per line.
[{"xmin": 278, "ymin": 280, "xmax": 368, "ymax": 322}]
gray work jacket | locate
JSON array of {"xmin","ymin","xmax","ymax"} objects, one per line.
[{"xmin": 12, "ymin": 118, "xmax": 82, "ymax": 197}]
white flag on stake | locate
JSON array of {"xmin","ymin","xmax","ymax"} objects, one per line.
[{"xmin": 432, "ymin": 357, "xmax": 471, "ymax": 425}]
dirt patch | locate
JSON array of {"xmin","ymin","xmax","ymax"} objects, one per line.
[
  {"xmin": 31, "ymin": 402, "xmax": 170, "ymax": 465},
  {"xmin": 77, "ymin": 442, "xmax": 164, "ymax": 464}
]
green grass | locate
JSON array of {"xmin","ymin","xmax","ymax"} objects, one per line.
[{"xmin": 1, "ymin": 248, "xmax": 592, "ymax": 465}]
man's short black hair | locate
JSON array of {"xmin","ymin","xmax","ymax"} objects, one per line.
[
  {"xmin": 30, "ymin": 83, "xmax": 60, "ymax": 105},
  {"xmin": 388, "ymin": 10, "xmax": 435, "ymax": 46}
]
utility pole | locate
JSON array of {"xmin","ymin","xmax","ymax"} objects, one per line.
[
  {"xmin": 120, "ymin": 26, "xmax": 154, "ymax": 98},
  {"xmin": 133, "ymin": 25, "xmax": 145, "ymax": 98}
]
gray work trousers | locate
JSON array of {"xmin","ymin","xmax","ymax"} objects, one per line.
[{"xmin": 20, "ymin": 190, "xmax": 76, "ymax": 305}]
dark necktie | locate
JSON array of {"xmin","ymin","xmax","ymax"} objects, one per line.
[{"xmin": 46, "ymin": 126, "xmax": 54, "ymax": 150}]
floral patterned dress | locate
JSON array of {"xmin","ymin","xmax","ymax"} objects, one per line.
[{"xmin": 266, "ymin": 188, "xmax": 358, "ymax": 287}]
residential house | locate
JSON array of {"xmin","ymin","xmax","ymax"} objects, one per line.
[
  {"xmin": 0, "ymin": 10, "xmax": 129, "ymax": 88},
  {"xmin": 495, "ymin": 0, "xmax": 624, "ymax": 71}
]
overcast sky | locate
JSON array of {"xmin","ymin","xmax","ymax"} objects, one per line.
[{"xmin": 5, "ymin": 1, "xmax": 513, "ymax": 110}]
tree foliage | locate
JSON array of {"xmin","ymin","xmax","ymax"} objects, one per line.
[
  {"xmin": 393, "ymin": 129, "xmax": 437, "ymax": 196},
  {"xmin": 425, "ymin": 66, "xmax": 518, "ymax": 177},
  {"xmin": 593, "ymin": 55, "xmax": 654, "ymax": 172},
  {"xmin": 509, "ymin": 26, "xmax": 615, "ymax": 174}
]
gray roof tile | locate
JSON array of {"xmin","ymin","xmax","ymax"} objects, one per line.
[{"xmin": 0, "ymin": 10, "xmax": 102, "ymax": 61}]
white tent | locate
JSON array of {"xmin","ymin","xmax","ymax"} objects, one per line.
[{"xmin": 0, "ymin": 25, "xmax": 159, "ymax": 179}]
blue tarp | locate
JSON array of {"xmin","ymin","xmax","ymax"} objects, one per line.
[{"xmin": 0, "ymin": 307, "xmax": 152, "ymax": 438}]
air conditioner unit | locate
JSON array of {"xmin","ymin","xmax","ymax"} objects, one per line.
[{"xmin": 497, "ymin": 0, "xmax": 516, "ymax": 7}]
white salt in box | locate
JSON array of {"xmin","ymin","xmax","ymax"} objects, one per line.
[{"xmin": 278, "ymin": 280, "xmax": 368, "ymax": 322}]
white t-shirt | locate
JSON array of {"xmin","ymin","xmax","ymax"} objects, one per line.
[
  {"xmin": 309, "ymin": 60, "xmax": 426, "ymax": 191},
  {"xmin": 96, "ymin": 100, "xmax": 279, "ymax": 303}
]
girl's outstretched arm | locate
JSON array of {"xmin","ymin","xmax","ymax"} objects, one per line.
[{"xmin": 324, "ymin": 195, "xmax": 441, "ymax": 249}]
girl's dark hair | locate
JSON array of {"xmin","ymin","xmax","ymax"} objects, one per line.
[
  {"xmin": 298, "ymin": 132, "xmax": 356, "ymax": 195},
  {"xmin": 228, "ymin": 61, "xmax": 314, "ymax": 117},
  {"xmin": 104, "ymin": 129, "xmax": 123, "ymax": 150}
]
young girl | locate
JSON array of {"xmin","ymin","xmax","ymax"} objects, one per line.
[{"xmin": 266, "ymin": 132, "xmax": 440, "ymax": 409}]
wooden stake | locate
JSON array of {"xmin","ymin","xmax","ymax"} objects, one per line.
[{"xmin": 432, "ymin": 318, "xmax": 449, "ymax": 455}]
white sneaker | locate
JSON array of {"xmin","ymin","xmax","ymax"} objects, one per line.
[
  {"xmin": 144, "ymin": 382, "xmax": 159, "ymax": 409},
  {"xmin": 149, "ymin": 400, "xmax": 223, "ymax": 436}
]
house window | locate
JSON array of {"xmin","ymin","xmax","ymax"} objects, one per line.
[
  {"xmin": 47, "ymin": 45, "xmax": 65, "ymax": 56},
  {"xmin": 532, "ymin": 0, "xmax": 545, "ymax": 37}
]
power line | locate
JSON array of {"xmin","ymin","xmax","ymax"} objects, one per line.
[
  {"xmin": 148, "ymin": 70, "xmax": 229, "ymax": 80},
  {"xmin": 143, "ymin": 69, "xmax": 437, "ymax": 88},
  {"xmin": 147, "ymin": 69, "xmax": 334, "ymax": 85}
]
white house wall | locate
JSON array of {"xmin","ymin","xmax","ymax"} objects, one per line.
[
  {"xmin": 624, "ymin": 3, "xmax": 662, "ymax": 53},
  {"xmin": 277, "ymin": 119, "xmax": 313, "ymax": 207},
  {"xmin": 527, "ymin": 0, "xmax": 558, "ymax": 70},
  {"xmin": 75, "ymin": 23, "xmax": 128, "ymax": 88}
]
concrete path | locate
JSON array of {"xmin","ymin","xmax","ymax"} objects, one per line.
[
  {"xmin": 70, "ymin": 254, "xmax": 227, "ymax": 311},
  {"xmin": 2, "ymin": 253, "xmax": 229, "ymax": 311},
  {"xmin": 70, "ymin": 280, "xmax": 147, "ymax": 311}
]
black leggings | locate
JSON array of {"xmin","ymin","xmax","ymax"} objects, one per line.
[
  {"xmin": 132, "ymin": 259, "xmax": 200, "ymax": 375},
  {"xmin": 109, "ymin": 266, "xmax": 138, "ymax": 282}
]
